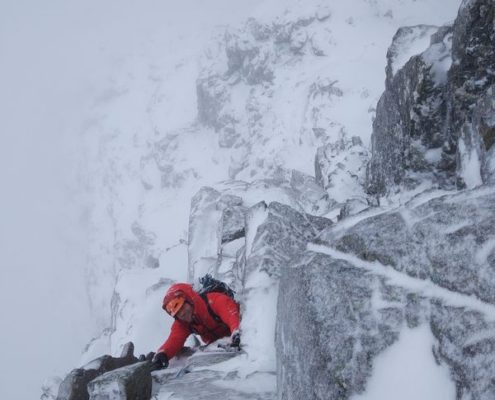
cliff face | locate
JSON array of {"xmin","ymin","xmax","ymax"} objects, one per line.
[{"xmin": 366, "ymin": 0, "xmax": 495, "ymax": 195}]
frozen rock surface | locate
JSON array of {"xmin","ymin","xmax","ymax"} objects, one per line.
[
  {"xmin": 367, "ymin": 0, "xmax": 495, "ymax": 195},
  {"xmin": 56, "ymin": 343, "xmax": 138, "ymax": 400},
  {"xmin": 151, "ymin": 349, "xmax": 275, "ymax": 400},
  {"xmin": 319, "ymin": 186, "xmax": 495, "ymax": 304},
  {"xmin": 276, "ymin": 185, "xmax": 495, "ymax": 400},
  {"xmin": 187, "ymin": 174, "xmax": 333, "ymax": 285},
  {"xmin": 87, "ymin": 362, "xmax": 152, "ymax": 400}
]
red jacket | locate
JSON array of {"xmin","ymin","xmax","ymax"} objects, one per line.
[{"xmin": 157, "ymin": 283, "xmax": 240, "ymax": 359}]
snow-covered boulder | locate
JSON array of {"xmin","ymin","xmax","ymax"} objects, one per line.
[
  {"xmin": 56, "ymin": 343, "xmax": 138, "ymax": 400},
  {"xmin": 87, "ymin": 362, "xmax": 152, "ymax": 400}
]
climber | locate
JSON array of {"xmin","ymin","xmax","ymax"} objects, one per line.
[{"xmin": 152, "ymin": 282, "xmax": 241, "ymax": 369}]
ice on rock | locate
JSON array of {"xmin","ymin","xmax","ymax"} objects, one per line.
[{"xmin": 87, "ymin": 362, "xmax": 152, "ymax": 400}]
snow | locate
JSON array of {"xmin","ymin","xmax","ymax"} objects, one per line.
[
  {"xmin": 390, "ymin": 26, "xmax": 439, "ymax": 77},
  {"xmin": 351, "ymin": 325, "xmax": 456, "ymax": 400},
  {"xmin": 245, "ymin": 204, "xmax": 268, "ymax": 258},
  {"xmin": 476, "ymin": 238, "xmax": 495, "ymax": 264},
  {"xmin": 458, "ymin": 134, "xmax": 483, "ymax": 189},
  {"xmin": 424, "ymin": 147, "xmax": 443, "ymax": 163}
]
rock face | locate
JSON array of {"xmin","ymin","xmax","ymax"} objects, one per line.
[
  {"xmin": 277, "ymin": 253, "xmax": 408, "ymax": 400},
  {"xmin": 56, "ymin": 343, "xmax": 140, "ymax": 400},
  {"xmin": 87, "ymin": 362, "xmax": 152, "ymax": 400},
  {"xmin": 187, "ymin": 177, "xmax": 333, "ymax": 366},
  {"xmin": 367, "ymin": 0, "xmax": 495, "ymax": 195},
  {"xmin": 276, "ymin": 186, "xmax": 495, "ymax": 400},
  {"xmin": 315, "ymin": 134, "xmax": 368, "ymax": 203},
  {"xmin": 187, "ymin": 174, "xmax": 333, "ymax": 285},
  {"xmin": 320, "ymin": 187, "xmax": 495, "ymax": 304}
]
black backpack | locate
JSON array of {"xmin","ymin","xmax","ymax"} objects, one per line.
[{"xmin": 197, "ymin": 274, "xmax": 237, "ymax": 323}]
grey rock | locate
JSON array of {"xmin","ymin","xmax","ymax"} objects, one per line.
[
  {"xmin": 151, "ymin": 349, "xmax": 274, "ymax": 399},
  {"xmin": 337, "ymin": 198, "xmax": 370, "ymax": 221},
  {"xmin": 56, "ymin": 343, "xmax": 138, "ymax": 400},
  {"xmin": 87, "ymin": 362, "xmax": 152, "ymax": 400},
  {"xmin": 276, "ymin": 246, "xmax": 495, "ymax": 400},
  {"xmin": 445, "ymin": 0, "xmax": 495, "ymax": 175},
  {"xmin": 430, "ymin": 302, "xmax": 495, "ymax": 400},
  {"xmin": 289, "ymin": 169, "xmax": 335, "ymax": 215},
  {"xmin": 315, "ymin": 134, "xmax": 368, "ymax": 198},
  {"xmin": 242, "ymin": 202, "xmax": 332, "ymax": 280},
  {"xmin": 457, "ymin": 84, "xmax": 495, "ymax": 187},
  {"xmin": 219, "ymin": 195, "xmax": 247, "ymax": 244},
  {"xmin": 188, "ymin": 176, "xmax": 334, "ymax": 283},
  {"xmin": 366, "ymin": 24, "xmax": 451, "ymax": 195},
  {"xmin": 485, "ymin": 143, "xmax": 495, "ymax": 184},
  {"xmin": 319, "ymin": 186, "xmax": 495, "ymax": 304},
  {"xmin": 367, "ymin": 0, "xmax": 495, "ymax": 195},
  {"xmin": 276, "ymin": 252, "xmax": 402, "ymax": 400}
]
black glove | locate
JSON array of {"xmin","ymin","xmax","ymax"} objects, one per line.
[
  {"xmin": 152, "ymin": 352, "xmax": 169, "ymax": 370},
  {"xmin": 231, "ymin": 331, "xmax": 241, "ymax": 349}
]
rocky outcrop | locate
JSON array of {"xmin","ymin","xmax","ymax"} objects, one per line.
[
  {"xmin": 277, "ymin": 250, "xmax": 495, "ymax": 400},
  {"xmin": 315, "ymin": 133, "xmax": 368, "ymax": 203},
  {"xmin": 56, "ymin": 343, "xmax": 139, "ymax": 400},
  {"xmin": 276, "ymin": 186, "xmax": 495, "ymax": 400},
  {"xmin": 367, "ymin": 0, "xmax": 495, "ymax": 195},
  {"xmin": 187, "ymin": 174, "xmax": 333, "ymax": 284},
  {"xmin": 458, "ymin": 84, "xmax": 495, "ymax": 187},
  {"xmin": 87, "ymin": 362, "xmax": 152, "ymax": 400},
  {"xmin": 277, "ymin": 253, "xmax": 416, "ymax": 400},
  {"xmin": 446, "ymin": 0, "xmax": 495, "ymax": 168},
  {"xmin": 319, "ymin": 186, "xmax": 495, "ymax": 304},
  {"xmin": 366, "ymin": 24, "xmax": 452, "ymax": 195}
]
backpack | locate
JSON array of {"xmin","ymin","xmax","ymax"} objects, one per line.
[{"xmin": 197, "ymin": 274, "xmax": 237, "ymax": 323}]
